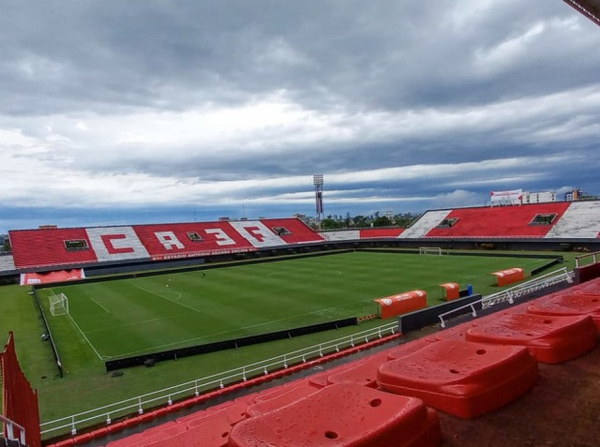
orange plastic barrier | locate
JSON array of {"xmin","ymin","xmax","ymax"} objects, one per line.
[
  {"xmin": 229, "ymin": 383, "xmax": 441, "ymax": 447},
  {"xmin": 439, "ymin": 282, "xmax": 460, "ymax": 301},
  {"xmin": 374, "ymin": 290, "xmax": 427, "ymax": 319},
  {"xmin": 527, "ymin": 292, "xmax": 600, "ymax": 331},
  {"xmin": 465, "ymin": 313, "xmax": 598, "ymax": 364},
  {"xmin": 378, "ymin": 339, "xmax": 539, "ymax": 419},
  {"xmin": 491, "ymin": 267, "xmax": 525, "ymax": 286}
]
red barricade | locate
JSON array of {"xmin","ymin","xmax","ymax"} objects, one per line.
[
  {"xmin": 374, "ymin": 290, "xmax": 427, "ymax": 319},
  {"xmin": 491, "ymin": 268, "xmax": 525, "ymax": 286}
]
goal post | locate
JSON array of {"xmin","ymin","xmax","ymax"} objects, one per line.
[
  {"xmin": 419, "ymin": 246, "xmax": 443, "ymax": 255},
  {"xmin": 49, "ymin": 293, "xmax": 69, "ymax": 316}
]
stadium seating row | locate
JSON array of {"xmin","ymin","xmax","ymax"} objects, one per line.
[
  {"xmin": 6, "ymin": 201, "xmax": 600, "ymax": 271},
  {"xmin": 94, "ymin": 278, "xmax": 600, "ymax": 447},
  {"xmin": 8, "ymin": 218, "xmax": 323, "ymax": 270},
  {"xmin": 415, "ymin": 201, "xmax": 600, "ymax": 239}
]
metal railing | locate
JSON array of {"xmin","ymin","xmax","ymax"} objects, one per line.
[
  {"xmin": 438, "ymin": 267, "xmax": 574, "ymax": 328},
  {"xmin": 40, "ymin": 321, "xmax": 399, "ymax": 437},
  {"xmin": 1, "ymin": 414, "xmax": 26, "ymax": 446},
  {"xmin": 575, "ymin": 251, "xmax": 600, "ymax": 268}
]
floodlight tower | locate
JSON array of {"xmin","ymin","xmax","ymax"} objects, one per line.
[{"xmin": 313, "ymin": 174, "xmax": 324, "ymax": 230}]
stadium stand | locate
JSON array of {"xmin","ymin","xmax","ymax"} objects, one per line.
[
  {"xmin": 359, "ymin": 228, "xmax": 405, "ymax": 238},
  {"xmin": 9, "ymin": 228, "xmax": 99, "ymax": 270},
  {"xmin": 0, "ymin": 254, "xmax": 16, "ymax": 272},
  {"xmin": 132, "ymin": 221, "xmax": 255, "ymax": 260},
  {"xmin": 228, "ymin": 221, "xmax": 288, "ymax": 248},
  {"xmin": 5, "ymin": 202, "xmax": 600, "ymax": 273},
  {"xmin": 259, "ymin": 218, "xmax": 324, "ymax": 244},
  {"xmin": 86, "ymin": 227, "xmax": 150, "ymax": 263},
  {"xmin": 319, "ymin": 230, "xmax": 360, "ymax": 241},
  {"xmin": 545, "ymin": 201, "xmax": 600, "ymax": 238},
  {"xmin": 318, "ymin": 228, "xmax": 404, "ymax": 241},
  {"xmin": 423, "ymin": 203, "xmax": 571, "ymax": 238},
  {"xmin": 401, "ymin": 210, "xmax": 452, "ymax": 238},
  {"xmin": 6, "ymin": 218, "xmax": 321, "ymax": 270}
]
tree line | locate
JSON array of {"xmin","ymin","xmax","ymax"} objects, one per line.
[{"xmin": 317, "ymin": 212, "xmax": 421, "ymax": 230}]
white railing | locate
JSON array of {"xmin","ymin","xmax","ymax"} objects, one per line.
[
  {"xmin": 40, "ymin": 321, "xmax": 399, "ymax": 437},
  {"xmin": 575, "ymin": 251, "xmax": 600, "ymax": 269},
  {"xmin": 1, "ymin": 414, "xmax": 26, "ymax": 446},
  {"xmin": 438, "ymin": 267, "xmax": 574, "ymax": 328}
]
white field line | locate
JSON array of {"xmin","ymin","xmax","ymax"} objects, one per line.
[
  {"xmin": 65, "ymin": 313, "xmax": 106, "ymax": 360},
  {"xmin": 47, "ymin": 288, "xmax": 105, "ymax": 360},
  {"xmin": 91, "ymin": 298, "xmax": 110, "ymax": 314},
  {"xmin": 132, "ymin": 283, "xmax": 200, "ymax": 313}
]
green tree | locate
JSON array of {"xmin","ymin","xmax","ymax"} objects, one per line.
[
  {"xmin": 373, "ymin": 216, "xmax": 392, "ymax": 227},
  {"xmin": 320, "ymin": 218, "xmax": 341, "ymax": 230}
]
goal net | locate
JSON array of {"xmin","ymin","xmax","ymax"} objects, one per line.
[
  {"xmin": 419, "ymin": 246, "xmax": 443, "ymax": 255},
  {"xmin": 49, "ymin": 293, "xmax": 69, "ymax": 316}
]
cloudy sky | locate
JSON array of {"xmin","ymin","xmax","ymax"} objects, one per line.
[{"xmin": 1, "ymin": 0, "xmax": 599, "ymax": 233}]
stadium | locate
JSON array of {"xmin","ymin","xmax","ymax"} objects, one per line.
[
  {"xmin": 2, "ymin": 192, "xmax": 600, "ymax": 446},
  {"xmin": 2, "ymin": 1, "xmax": 600, "ymax": 447}
]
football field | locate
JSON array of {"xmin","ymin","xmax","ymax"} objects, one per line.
[{"xmin": 39, "ymin": 251, "xmax": 551, "ymax": 360}]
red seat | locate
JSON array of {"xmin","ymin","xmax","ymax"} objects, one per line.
[
  {"xmin": 378, "ymin": 339, "xmax": 538, "ymax": 418},
  {"xmin": 229, "ymin": 382, "xmax": 441, "ymax": 447},
  {"xmin": 465, "ymin": 313, "xmax": 597, "ymax": 363},
  {"xmin": 325, "ymin": 351, "xmax": 391, "ymax": 388},
  {"xmin": 527, "ymin": 292, "xmax": 600, "ymax": 331},
  {"xmin": 247, "ymin": 381, "xmax": 321, "ymax": 417}
]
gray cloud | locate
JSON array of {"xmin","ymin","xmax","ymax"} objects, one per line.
[{"xmin": 0, "ymin": 1, "xmax": 599, "ymax": 232}]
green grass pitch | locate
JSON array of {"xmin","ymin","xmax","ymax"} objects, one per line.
[{"xmin": 38, "ymin": 251, "xmax": 552, "ymax": 361}]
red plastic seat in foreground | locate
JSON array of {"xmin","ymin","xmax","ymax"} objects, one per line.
[
  {"xmin": 378, "ymin": 339, "xmax": 538, "ymax": 419},
  {"xmin": 246, "ymin": 381, "xmax": 321, "ymax": 417},
  {"xmin": 527, "ymin": 292, "xmax": 600, "ymax": 331},
  {"xmin": 228, "ymin": 382, "xmax": 441, "ymax": 447},
  {"xmin": 465, "ymin": 313, "xmax": 598, "ymax": 364}
]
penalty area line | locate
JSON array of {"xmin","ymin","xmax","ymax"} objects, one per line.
[
  {"xmin": 65, "ymin": 313, "xmax": 105, "ymax": 361},
  {"xmin": 91, "ymin": 298, "xmax": 111, "ymax": 313}
]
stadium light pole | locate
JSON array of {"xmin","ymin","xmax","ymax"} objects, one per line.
[{"xmin": 313, "ymin": 174, "xmax": 324, "ymax": 230}]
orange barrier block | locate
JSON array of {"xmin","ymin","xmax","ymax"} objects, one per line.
[
  {"xmin": 491, "ymin": 267, "xmax": 525, "ymax": 287},
  {"xmin": 378, "ymin": 339, "xmax": 538, "ymax": 419},
  {"xmin": 465, "ymin": 313, "xmax": 597, "ymax": 364},
  {"xmin": 527, "ymin": 292, "xmax": 600, "ymax": 331},
  {"xmin": 439, "ymin": 282, "xmax": 460, "ymax": 301},
  {"xmin": 374, "ymin": 290, "xmax": 427, "ymax": 319},
  {"xmin": 228, "ymin": 383, "xmax": 441, "ymax": 447}
]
